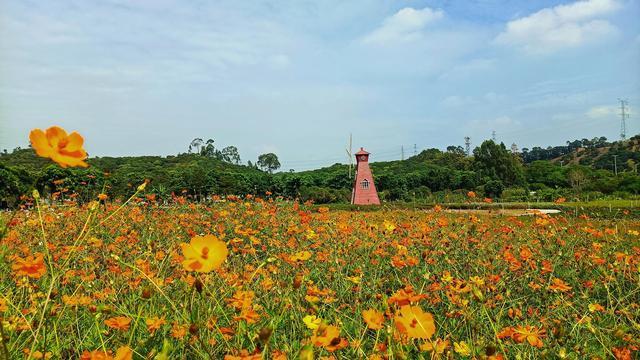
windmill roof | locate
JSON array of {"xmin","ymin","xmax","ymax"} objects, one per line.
[{"xmin": 355, "ymin": 148, "xmax": 370, "ymax": 155}]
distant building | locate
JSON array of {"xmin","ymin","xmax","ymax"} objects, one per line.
[{"xmin": 351, "ymin": 148, "xmax": 380, "ymax": 205}]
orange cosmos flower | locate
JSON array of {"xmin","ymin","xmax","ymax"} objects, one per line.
[
  {"xmin": 311, "ymin": 324, "xmax": 340, "ymax": 347},
  {"xmin": 548, "ymin": 278, "xmax": 572, "ymax": 292},
  {"xmin": 12, "ymin": 253, "xmax": 46, "ymax": 279},
  {"xmin": 79, "ymin": 346, "xmax": 132, "ymax": 360},
  {"xmin": 512, "ymin": 325, "xmax": 545, "ymax": 348},
  {"xmin": 171, "ymin": 323, "xmax": 188, "ymax": 339},
  {"xmin": 22, "ymin": 350, "xmax": 52, "ymax": 359},
  {"xmin": 29, "ymin": 126, "xmax": 89, "ymax": 168},
  {"xmin": 362, "ymin": 309, "xmax": 385, "ymax": 330},
  {"xmin": 420, "ymin": 338, "xmax": 450, "ymax": 354},
  {"xmin": 180, "ymin": 234, "xmax": 228, "ymax": 273},
  {"xmin": 394, "ymin": 305, "xmax": 436, "ymax": 340},
  {"xmin": 0, "ymin": 298, "xmax": 7, "ymax": 312},
  {"xmin": 98, "ymin": 193, "xmax": 108, "ymax": 201},
  {"xmin": 311, "ymin": 324, "xmax": 347, "ymax": 351},
  {"xmin": 114, "ymin": 346, "xmax": 133, "ymax": 360},
  {"xmin": 104, "ymin": 316, "xmax": 132, "ymax": 331},
  {"xmin": 146, "ymin": 316, "xmax": 166, "ymax": 334},
  {"xmin": 290, "ymin": 250, "xmax": 312, "ymax": 261}
]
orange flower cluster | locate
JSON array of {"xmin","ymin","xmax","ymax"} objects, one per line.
[{"xmin": 11, "ymin": 253, "xmax": 47, "ymax": 279}]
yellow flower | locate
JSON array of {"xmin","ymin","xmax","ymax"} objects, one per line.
[
  {"xmin": 588, "ymin": 303, "xmax": 605, "ymax": 312},
  {"xmin": 29, "ymin": 126, "xmax": 88, "ymax": 168},
  {"xmin": 384, "ymin": 220, "xmax": 396, "ymax": 232},
  {"xmin": 362, "ymin": 309, "xmax": 384, "ymax": 330},
  {"xmin": 454, "ymin": 341, "xmax": 472, "ymax": 356},
  {"xmin": 146, "ymin": 316, "xmax": 166, "ymax": 334},
  {"xmin": 303, "ymin": 315, "xmax": 322, "ymax": 330},
  {"xmin": 441, "ymin": 271, "xmax": 453, "ymax": 283},
  {"xmin": 420, "ymin": 338, "xmax": 449, "ymax": 353},
  {"xmin": 346, "ymin": 275, "xmax": 361, "ymax": 284},
  {"xmin": 180, "ymin": 235, "xmax": 228, "ymax": 273},
  {"xmin": 512, "ymin": 325, "xmax": 545, "ymax": 348},
  {"xmin": 115, "ymin": 346, "xmax": 133, "ymax": 360},
  {"xmin": 299, "ymin": 344, "xmax": 314, "ymax": 360},
  {"xmin": 394, "ymin": 305, "xmax": 436, "ymax": 340},
  {"xmin": 291, "ymin": 251, "xmax": 312, "ymax": 261},
  {"xmin": 310, "ymin": 324, "xmax": 341, "ymax": 348}
]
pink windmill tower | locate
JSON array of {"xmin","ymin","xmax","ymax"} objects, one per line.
[{"xmin": 351, "ymin": 148, "xmax": 380, "ymax": 205}]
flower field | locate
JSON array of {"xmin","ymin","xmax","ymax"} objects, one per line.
[{"xmin": 1, "ymin": 198, "xmax": 639, "ymax": 359}]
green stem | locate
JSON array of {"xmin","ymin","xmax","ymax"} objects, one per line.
[{"xmin": 0, "ymin": 318, "xmax": 10, "ymax": 360}]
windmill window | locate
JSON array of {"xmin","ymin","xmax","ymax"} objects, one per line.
[{"xmin": 361, "ymin": 179, "xmax": 369, "ymax": 189}]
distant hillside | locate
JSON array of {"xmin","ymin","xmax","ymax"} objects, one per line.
[{"xmin": 551, "ymin": 135, "xmax": 639, "ymax": 170}]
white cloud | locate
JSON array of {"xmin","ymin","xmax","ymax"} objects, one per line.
[
  {"xmin": 587, "ymin": 104, "xmax": 632, "ymax": 119},
  {"xmin": 442, "ymin": 92, "xmax": 503, "ymax": 108},
  {"xmin": 362, "ymin": 7, "xmax": 444, "ymax": 45},
  {"xmin": 587, "ymin": 105, "xmax": 615, "ymax": 118},
  {"xmin": 494, "ymin": 0, "xmax": 621, "ymax": 54}
]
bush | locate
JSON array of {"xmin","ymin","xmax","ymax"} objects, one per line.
[
  {"xmin": 501, "ymin": 187, "xmax": 528, "ymax": 202},
  {"xmin": 484, "ymin": 180, "xmax": 505, "ymax": 198}
]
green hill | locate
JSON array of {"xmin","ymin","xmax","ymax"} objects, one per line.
[{"xmin": 1, "ymin": 135, "xmax": 639, "ymax": 207}]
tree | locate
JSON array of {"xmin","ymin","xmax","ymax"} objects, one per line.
[
  {"xmin": 201, "ymin": 139, "xmax": 216, "ymax": 157},
  {"xmin": 0, "ymin": 165, "xmax": 23, "ymax": 208},
  {"xmin": 220, "ymin": 146, "xmax": 241, "ymax": 164},
  {"xmin": 446, "ymin": 145, "xmax": 465, "ymax": 156},
  {"xmin": 257, "ymin": 153, "xmax": 281, "ymax": 173},
  {"xmin": 484, "ymin": 179, "xmax": 505, "ymax": 198},
  {"xmin": 567, "ymin": 166, "xmax": 589, "ymax": 189},
  {"xmin": 189, "ymin": 138, "xmax": 204, "ymax": 154},
  {"xmin": 473, "ymin": 140, "xmax": 524, "ymax": 186}
]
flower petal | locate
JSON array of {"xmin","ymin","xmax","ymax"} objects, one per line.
[{"xmin": 29, "ymin": 129, "xmax": 54, "ymax": 157}]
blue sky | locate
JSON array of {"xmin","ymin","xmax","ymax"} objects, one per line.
[{"xmin": 1, "ymin": 0, "xmax": 638, "ymax": 170}]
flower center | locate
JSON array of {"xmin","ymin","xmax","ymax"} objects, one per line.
[
  {"xmin": 410, "ymin": 319, "xmax": 418, "ymax": 328},
  {"xmin": 201, "ymin": 247, "xmax": 209, "ymax": 259},
  {"xmin": 58, "ymin": 137, "xmax": 69, "ymax": 149}
]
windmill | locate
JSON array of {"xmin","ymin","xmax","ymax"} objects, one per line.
[{"xmin": 345, "ymin": 133, "xmax": 354, "ymax": 179}]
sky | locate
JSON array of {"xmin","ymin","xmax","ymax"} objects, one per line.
[{"xmin": 0, "ymin": 0, "xmax": 639, "ymax": 171}]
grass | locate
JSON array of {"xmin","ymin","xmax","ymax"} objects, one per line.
[{"xmin": 0, "ymin": 197, "xmax": 639, "ymax": 359}]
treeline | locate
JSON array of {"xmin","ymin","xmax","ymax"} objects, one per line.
[{"xmin": 1, "ymin": 135, "xmax": 639, "ymax": 207}]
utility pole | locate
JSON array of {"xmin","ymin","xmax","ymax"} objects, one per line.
[
  {"xmin": 345, "ymin": 133, "xmax": 353, "ymax": 179},
  {"xmin": 413, "ymin": 144, "xmax": 417, "ymax": 156},
  {"xmin": 464, "ymin": 136, "xmax": 471, "ymax": 156},
  {"xmin": 491, "ymin": 130, "xmax": 496, "ymax": 142},
  {"xmin": 613, "ymin": 155, "xmax": 618, "ymax": 175},
  {"xmin": 618, "ymin": 99, "xmax": 629, "ymax": 141},
  {"xmin": 401, "ymin": 145, "xmax": 404, "ymax": 161}
]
